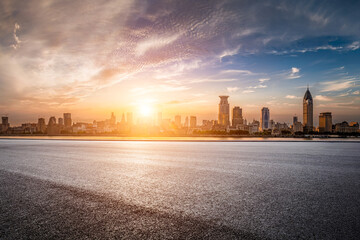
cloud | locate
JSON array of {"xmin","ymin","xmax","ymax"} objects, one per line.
[
  {"xmin": 221, "ymin": 69, "xmax": 253, "ymax": 75},
  {"xmin": 292, "ymin": 67, "xmax": 300, "ymax": 74},
  {"xmin": 259, "ymin": 78, "xmax": 270, "ymax": 83},
  {"xmin": 314, "ymin": 95, "xmax": 333, "ymax": 101},
  {"xmin": 135, "ymin": 33, "xmax": 181, "ymax": 56},
  {"xmin": 11, "ymin": 23, "xmax": 21, "ymax": 49},
  {"xmin": 287, "ymin": 67, "xmax": 301, "ymax": 79},
  {"xmin": 189, "ymin": 78, "xmax": 237, "ymax": 84},
  {"xmin": 219, "ymin": 45, "xmax": 241, "ymax": 60},
  {"xmin": 247, "ymin": 84, "xmax": 267, "ymax": 89},
  {"xmin": 1, "ymin": 0, "xmax": 360, "ymax": 116},
  {"xmin": 348, "ymin": 41, "xmax": 360, "ymax": 50},
  {"xmin": 353, "ymin": 90, "xmax": 360, "ymax": 95},
  {"xmin": 285, "ymin": 95, "xmax": 300, "ymax": 99},
  {"xmin": 242, "ymin": 90, "xmax": 254, "ymax": 94},
  {"xmin": 321, "ymin": 79, "xmax": 356, "ymax": 92},
  {"xmin": 338, "ymin": 92, "xmax": 349, "ymax": 97},
  {"xmin": 227, "ymin": 87, "xmax": 239, "ymax": 93}
]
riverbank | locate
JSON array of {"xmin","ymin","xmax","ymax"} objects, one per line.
[{"xmin": 0, "ymin": 135, "xmax": 359, "ymax": 142}]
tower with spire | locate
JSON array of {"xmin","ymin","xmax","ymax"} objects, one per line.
[{"xmin": 303, "ymin": 86, "xmax": 313, "ymax": 133}]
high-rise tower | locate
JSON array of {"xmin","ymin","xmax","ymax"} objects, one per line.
[
  {"xmin": 232, "ymin": 106, "xmax": 243, "ymax": 127},
  {"xmin": 218, "ymin": 96, "xmax": 230, "ymax": 127},
  {"xmin": 303, "ymin": 87, "xmax": 313, "ymax": 133},
  {"xmin": 260, "ymin": 107, "xmax": 270, "ymax": 131},
  {"xmin": 63, "ymin": 113, "xmax": 72, "ymax": 128}
]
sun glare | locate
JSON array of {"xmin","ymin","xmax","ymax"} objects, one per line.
[{"xmin": 139, "ymin": 104, "xmax": 153, "ymax": 117}]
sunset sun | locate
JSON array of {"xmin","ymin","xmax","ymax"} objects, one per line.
[{"xmin": 139, "ymin": 104, "xmax": 154, "ymax": 117}]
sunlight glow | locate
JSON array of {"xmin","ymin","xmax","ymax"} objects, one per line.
[{"xmin": 139, "ymin": 104, "xmax": 154, "ymax": 117}]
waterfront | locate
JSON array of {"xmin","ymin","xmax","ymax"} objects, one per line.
[{"xmin": 0, "ymin": 139, "xmax": 359, "ymax": 239}]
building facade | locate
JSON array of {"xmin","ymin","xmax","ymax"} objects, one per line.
[
  {"xmin": 37, "ymin": 118, "xmax": 46, "ymax": 133},
  {"xmin": 303, "ymin": 87, "xmax": 313, "ymax": 133},
  {"xmin": 232, "ymin": 106, "xmax": 243, "ymax": 127},
  {"xmin": 260, "ymin": 107, "xmax": 270, "ymax": 131},
  {"xmin": 218, "ymin": 96, "xmax": 230, "ymax": 127},
  {"xmin": 63, "ymin": 113, "xmax": 72, "ymax": 128},
  {"xmin": 319, "ymin": 112, "xmax": 332, "ymax": 133}
]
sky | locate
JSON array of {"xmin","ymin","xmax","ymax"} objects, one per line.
[{"xmin": 0, "ymin": 0, "xmax": 359, "ymax": 125}]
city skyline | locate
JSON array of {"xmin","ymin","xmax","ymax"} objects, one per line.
[
  {"xmin": 2, "ymin": 88, "xmax": 358, "ymax": 132},
  {"xmin": 1, "ymin": 87, "xmax": 359, "ymax": 127},
  {"xmin": 1, "ymin": 1, "xmax": 360, "ymax": 125}
]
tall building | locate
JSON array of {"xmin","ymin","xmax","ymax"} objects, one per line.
[
  {"xmin": 175, "ymin": 115, "xmax": 181, "ymax": 128},
  {"xmin": 303, "ymin": 87, "xmax": 313, "ymax": 133},
  {"xmin": 232, "ymin": 106, "xmax": 243, "ymax": 127},
  {"xmin": 63, "ymin": 113, "xmax": 72, "ymax": 128},
  {"xmin": 319, "ymin": 112, "xmax": 332, "ymax": 133},
  {"xmin": 218, "ymin": 96, "xmax": 230, "ymax": 127},
  {"xmin": 47, "ymin": 116, "xmax": 60, "ymax": 135},
  {"xmin": 1, "ymin": 116, "xmax": 10, "ymax": 133},
  {"xmin": 37, "ymin": 118, "xmax": 46, "ymax": 133},
  {"xmin": 293, "ymin": 116, "xmax": 298, "ymax": 125},
  {"xmin": 58, "ymin": 118, "xmax": 64, "ymax": 126},
  {"xmin": 190, "ymin": 116, "xmax": 197, "ymax": 128},
  {"xmin": 260, "ymin": 107, "xmax": 270, "ymax": 131},
  {"xmin": 292, "ymin": 115, "xmax": 303, "ymax": 132}
]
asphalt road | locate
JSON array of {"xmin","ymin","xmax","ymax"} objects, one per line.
[{"xmin": 0, "ymin": 170, "xmax": 261, "ymax": 239}]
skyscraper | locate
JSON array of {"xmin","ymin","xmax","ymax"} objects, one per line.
[
  {"xmin": 293, "ymin": 116, "xmax": 298, "ymax": 125},
  {"xmin": 260, "ymin": 107, "xmax": 270, "ymax": 131},
  {"xmin": 319, "ymin": 112, "xmax": 332, "ymax": 133},
  {"xmin": 303, "ymin": 87, "xmax": 313, "ymax": 133},
  {"xmin": 232, "ymin": 106, "xmax": 243, "ymax": 127},
  {"xmin": 47, "ymin": 116, "xmax": 60, "ymax": 135},
  {"xmin": 63, "ymin": 113, "xmax": 72, "ymax": 128},
  {"xmin": 58, "ymin": 118, "xmax": 64, "ymax": 126},
  {"xmin": 37, "ymin": 118, "xmax": 46, "ymax": 133},
  {"xmin": 218, "ymin": 96, "xmax": 230, "ymax": 127}
]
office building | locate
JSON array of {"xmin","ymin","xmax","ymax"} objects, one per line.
[
  {"xmin": 303, "ymin": 87, "xmax": 313, "ymax": 133},
  {"xmin": 1, "ymin": 116, "xmax": 10, "ymax": 133},
  {"xmin": 218, "ymin": 96, "xmax": 230, "ymax": 127},
  {"xmin": 293, "ymin": 116, "xmax": 298, "ymax": 125},
  {"xmin": 47, "ymin": 116, "xmax": 60, "ymax": 135},
  {"xmin": 334, "ymin": 121, "xmax": 359, "ymax": 133},
  {"xmin": 260, "ymin": 107, "xmax": 270, "ymax": 131},
  {"xmin": 58, "ymin": 117, "xmax": 64, "ymax": 126},
  {"xmin": 63, "ymin": 113, "xmax": 72, "ymax": 128},
  {"xmin": 232, "ymin": 106, "xmax": 243, "ymax": 127},
  {"xmin": 37, "ymin": 118, "xmax": 46, "ymax": 133},
  {"xmin": 319, "ymin": 112, "xmax": 332, "ymax": 133}
]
